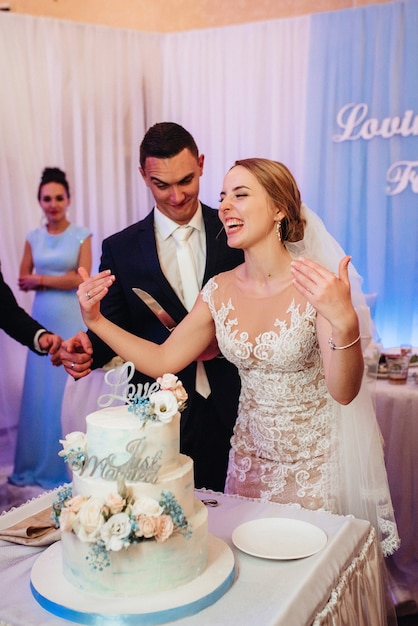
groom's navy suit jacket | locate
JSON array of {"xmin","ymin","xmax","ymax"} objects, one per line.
[{"xmin": 88, "ymin": 205, "xmax": 244, "ymax": 488}]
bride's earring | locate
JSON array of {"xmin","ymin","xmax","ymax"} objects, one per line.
[{"xmin": 275, "ymin": 220, "xmax": 282, "ymax": 242}]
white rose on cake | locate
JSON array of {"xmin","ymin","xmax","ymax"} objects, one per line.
[
  {"xmin": 136, "ymin": 515, "xmax": 159, "ymax": 539},
  {"xmin": 105, "ymin": 492, "xmax": 126, "ymax": 515},
  {"xmin": 58, "ymin": 431, "xmax": 87, "ymax": 470},
  {"xmin": 131, "ymin": 497, "xmax": 164, "ymax": 517},
  {"xmin": 157, "ymin": 373, "xmax": 181, "ymax": 389},
  {"xmin": 73, "ymin": 497, "xmax": 105, "ymax": 542},
  {"xmin": 59, "ymin": 431, "xmax": 87, "ymax": 454},
  {"xmin": 149, "ymin": 390, "xmax": 179, "ymax": 422},
  {"xmin": 154, "ymin": 515, "xmax": 175, "ymax": 542},
  {"xmin": 157, "ymin": 373, "xmax": 188, "ymax": 407},
  {"xmin": 59, "ymin": 506, "xmax": 78, "ymax": 532},
  {"xmin": 100, "ymin": 512, "xmax": 132, "ymax": 551}
]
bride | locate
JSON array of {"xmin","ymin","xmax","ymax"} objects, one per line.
[{"xmin": 76, "ymin": 158, "xmax": 399, "ymax": 559}]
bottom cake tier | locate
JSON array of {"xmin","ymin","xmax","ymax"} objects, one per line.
[
  {"xmin": 31, "ymin": 534, "xmax": 235, "ymax": 625},
  {"xmin": 61, "ymin": 499, "xmax": 208, "ymax": 597}
]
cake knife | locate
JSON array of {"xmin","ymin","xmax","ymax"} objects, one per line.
[{"xmin": 132, "ymin": 288, "xmax": 177, "ymax": 332}]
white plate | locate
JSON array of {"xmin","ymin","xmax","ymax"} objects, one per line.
[{"xmin": 232, "ymin": 518, "xmax": 327, "ymax": 560}]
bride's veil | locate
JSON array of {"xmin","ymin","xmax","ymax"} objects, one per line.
[{"xmin": 286, "ymin": 204, "xmax": 399, "ymax": 559}]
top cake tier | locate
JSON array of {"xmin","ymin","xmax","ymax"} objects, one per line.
[{"xmin": 82, "ymin": 406, "xmax": 181, "ymax": 480}]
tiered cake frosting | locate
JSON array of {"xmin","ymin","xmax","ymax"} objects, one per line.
[{"xmin": 53, "ymin": 364, "xmax": 208, "ymax": 597}]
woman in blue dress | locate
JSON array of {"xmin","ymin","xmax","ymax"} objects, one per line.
[{"xmin": 9, "ymin": 167, "xmax": 92, "ymax": 488}]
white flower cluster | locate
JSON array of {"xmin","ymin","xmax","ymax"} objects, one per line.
[
  {"xmin": 58, "ymin": 491, "xmax": 174, "ymax": 552},
  {"xmin": 58, "ymin": 431, "xmax": 87, "ymax": 469},
  {"xmin": 129, "ymin": 373, "xmax": 188, "ymax": 424},
  {"xmin": 52, "ymin": 485, "xmax": 190, "ymax": 569}
]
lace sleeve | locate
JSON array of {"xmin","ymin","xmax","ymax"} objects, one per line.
[{"xmin": 201, "ymin": 276, "xmax": 218, "ymax": 315}]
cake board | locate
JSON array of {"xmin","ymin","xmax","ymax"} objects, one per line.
[{"xmin": 31, "ymin": 534, "xmax": 235, "ymax": 625}]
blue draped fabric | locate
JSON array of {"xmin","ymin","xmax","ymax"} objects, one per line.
[{"xmin": 303, "ymin": 0, "xmax": 418, "ymax": 347}]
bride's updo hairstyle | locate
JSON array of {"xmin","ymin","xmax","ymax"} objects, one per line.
[
  {"xmin": 233, "ymin": 158, "xmax": 305, "ymax": 243},
  {"xmin": 37, "ymin": 167, "xmax": 70, "ymax": 201}
]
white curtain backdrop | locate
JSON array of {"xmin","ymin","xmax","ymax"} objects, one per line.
[
  {"xmin": 0, "ymin": 12, "xmax": 310, "ymax": 435},
  {"xmin": 1, "ymin": 3, "xmax": 416, "ymax": 440},
  {"xmin": 159, "ymin": 17, "xmax": 309, "ymax": 204},
  {"xmin": 0, "ymin": 15, "xmax": 162, "ymax": 433}
]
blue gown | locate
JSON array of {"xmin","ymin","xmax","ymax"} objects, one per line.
[{"xmin": 9, "ymin": 223, "xmax": 91, "ymax": 488}]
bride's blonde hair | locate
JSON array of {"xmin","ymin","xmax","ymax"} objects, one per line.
[{"xmin": 233, "ymin": 158, "xmax": 305, "ymax": 242}]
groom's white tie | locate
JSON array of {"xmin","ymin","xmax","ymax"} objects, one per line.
[{"xmin": 172, "ymin": 226, "xmax": 211, "ymax": 398}]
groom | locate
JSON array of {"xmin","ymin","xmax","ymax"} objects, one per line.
[{"xmin": 60, "ymin": 122, "xmax": 243, "ymax": 491}]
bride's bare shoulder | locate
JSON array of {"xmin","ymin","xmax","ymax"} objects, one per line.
[{"xmin": 214, "ymin": 264, "xmax": 244, "ymax": 286}]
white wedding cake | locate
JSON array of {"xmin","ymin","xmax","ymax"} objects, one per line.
[{"xmin": 53, "ymin": 366, "xmax": 208, "ymax": 597}]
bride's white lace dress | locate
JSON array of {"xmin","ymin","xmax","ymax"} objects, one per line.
[{"xmin": 202, "ymin": 272, "xmax": 400, "ymax": 557}]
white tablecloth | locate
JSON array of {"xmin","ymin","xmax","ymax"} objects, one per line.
[
  {"xmin": 0, "ymin": 490, "xmax": 386, "ymax": 626},
  {"xmin": 373, "ymin": 375, "xmax": 418, "ymax": 614}
]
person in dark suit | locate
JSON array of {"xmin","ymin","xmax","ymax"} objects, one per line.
[
  {"xmin": 60, "ymin": 122, "xmax": 243, "ymax": 490},
  {"xmin": 0, "ymin": 267, "xmax": 62, "ymax": 360}
]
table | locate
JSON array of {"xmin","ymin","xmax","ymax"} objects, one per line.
[
  {"xmin": 0, "ymin": 490, "xmax": 386, "ymax": 626},
  {"xmin": 373, "ymin": 375, "xmax": 418, "ymax": 614}
]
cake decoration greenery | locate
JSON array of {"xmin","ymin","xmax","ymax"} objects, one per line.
[{"xmin": 51, "ymin": 480, "xmax": 191, "ymax": 570}]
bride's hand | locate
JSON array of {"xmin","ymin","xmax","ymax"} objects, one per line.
[
  {"xmin": 290, "ymin": 256, "xmax": 355, "ymax": 325},
  {"xmin": 76, "ymin": 267, "xmax": 115, "ymax": 327}
]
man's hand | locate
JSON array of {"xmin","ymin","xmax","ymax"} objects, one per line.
[
  {"xmin": 60, "ymin": 331, "xmax": 93, "ymax": 379},
  {"xmin": 38, "ymin": 332, "xmax": 62, "ymax": 365}
]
